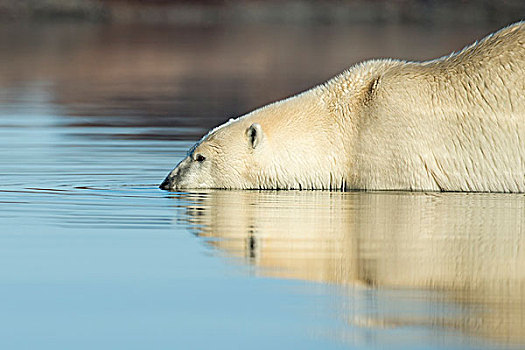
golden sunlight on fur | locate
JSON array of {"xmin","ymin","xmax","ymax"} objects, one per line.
[{"xmin": 161, "ymin": 22, "xmax": 525, "ymax": 192}]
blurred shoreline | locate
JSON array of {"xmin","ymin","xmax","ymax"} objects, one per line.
[{"xmin": 0, "ymin": 0, "xmax": 523, "ymax": 26}]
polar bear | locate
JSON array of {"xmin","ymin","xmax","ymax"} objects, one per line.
[{"xmin": 160, "ymin": 22, "xmax": 525, "ymax": 192}]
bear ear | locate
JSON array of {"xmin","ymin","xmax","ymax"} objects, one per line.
[
  {"xmin": 365, "ymin": 76, "xmax": 380, "ymax": 100},
  {"xmin": 246, "ymin": 123, "xmax": 263, "ymax": 149}
]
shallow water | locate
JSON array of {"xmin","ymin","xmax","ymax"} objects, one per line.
[{"xmin": 1, "ymin": 22, "xmax": 523, "ymax": 349}]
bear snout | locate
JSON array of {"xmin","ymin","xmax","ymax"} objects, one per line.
[
  {"xmin": 159, "ymin": 167, "xmax": 179, "ymax": 190},
  {"xmin": 159, "ymin": 174, "xmax": 171, "ymax": 190},
  {"xmin": 159, "ymin": 157, "xmax": 191, "ymax": 190}
]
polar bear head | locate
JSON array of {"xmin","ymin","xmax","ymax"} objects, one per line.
[
  {"xmin": 159, "ymin": 91, "xmax": 347, "ymax": 191},
  {"xmin": 159, "ymin": 119, "xmax": 266, "ymax": 190}
]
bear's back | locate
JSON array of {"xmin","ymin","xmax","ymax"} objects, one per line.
[{"xmin": 351, "ymin": 22, "xmax": 525, "ymax": 192}]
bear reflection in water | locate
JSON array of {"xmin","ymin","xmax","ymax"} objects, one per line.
[{"xmin": 172, "ymin": 190, "xmax": 524, "ymax": 344}]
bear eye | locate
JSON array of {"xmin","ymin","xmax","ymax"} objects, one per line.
[{"xmin": 195, "ymin": 154, "xmax": 206, "ymax": 163}]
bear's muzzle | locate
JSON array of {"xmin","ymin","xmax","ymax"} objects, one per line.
[{"xmin": 159, "ymin": 174, "xmax": 171, "ymax": 190}]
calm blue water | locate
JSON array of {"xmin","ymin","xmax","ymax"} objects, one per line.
[{"xmin": 0, "ymin": 23, "xmax": 523, "ymax": 349}]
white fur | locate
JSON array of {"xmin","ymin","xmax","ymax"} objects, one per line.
[{"xmin": 162, "ymin": 22, "xmax": 525, "ymax": 192}]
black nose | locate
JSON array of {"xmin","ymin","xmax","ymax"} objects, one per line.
[{"xmin": 159, "ymin": 175, "xmax": 171, "ymax": 190}]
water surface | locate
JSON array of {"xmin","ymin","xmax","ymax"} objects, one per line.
[{"xmin": 0, "ymin": 22, "xmax": 523, "ymax": 349}]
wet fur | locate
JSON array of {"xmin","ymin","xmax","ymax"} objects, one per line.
[{"xmin": 162, "ymin": 22, "xmax": 525, "ymax": 192}]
